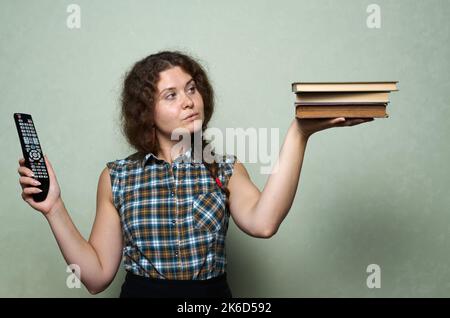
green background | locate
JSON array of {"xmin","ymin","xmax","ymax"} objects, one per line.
[{"xmin": 1, "ymin": 0, "xmax": 449, "ymax": 297}]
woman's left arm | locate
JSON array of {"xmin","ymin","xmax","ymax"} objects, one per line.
[{"xmin": 228, "ymin": 117, "xmax": 373, "ymax": 238}]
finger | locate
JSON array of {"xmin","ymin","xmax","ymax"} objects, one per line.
[
  {"xmin": 338, "ymin": 118, "xmax": 371, "ymax": 126},
  {"xmin": 19, "ymin": 176, "xmax": 41, "ymax": 187},
  {"xmin": 18, "ymin": 166, "xmax": 35, "ymax": 177},
  {"xmin": 21, "ymin": 192, "xmax": 29, "ymax": 201},
  {"xmin": 330, "ymin": 117, "xmax": 346, "ymax": 125},
  {"xmin": 23, "ymin": 187, "xmax": 42, "ymax": 195},
  {"xmin": 351, "ymin": 118, "xmax": 374, "ymax": 125},
  {"xmin": 349, "ymin": 119, "xmax": 365, "ymax": 125},
  {"xmin": 21, "ymin": 192, "xmax": 35, "ymax": 204},
  {"xmin": 346, "ymin": 120, "xmax": 363, "ymax": 126}
]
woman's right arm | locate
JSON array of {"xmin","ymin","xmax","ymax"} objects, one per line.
[{"xmin": 18, "ymin": 157, "xmax": 123, "ymax": 294}]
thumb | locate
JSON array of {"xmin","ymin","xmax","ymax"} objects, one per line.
[{"xmin": 330, "ymin": 117, "xmax": 346, "ymax": 125}]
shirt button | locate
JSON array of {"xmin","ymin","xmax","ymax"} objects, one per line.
[
  {"xmin": 171, "ymin": 192, "xmax": 175, "ymax": 197},
  {"xmin": 172, "ymin": 220, "xmax": 176, "ymax": 226},
  {"xmin": 174, "ymin": 251, "xmax": 179, "ymax": 257}
]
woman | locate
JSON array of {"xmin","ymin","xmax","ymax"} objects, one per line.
[{"xmin": 17, "ymin": 51, "xmax": 373, "ymax": 297}]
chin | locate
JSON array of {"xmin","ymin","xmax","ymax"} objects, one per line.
[{"xmin": 184, "ymin": 119, "xmax": 203, "ymax": 133}]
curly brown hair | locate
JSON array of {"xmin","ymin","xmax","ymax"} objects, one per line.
[{"xmin": 120, "ymin": 51, "xmax": 230, "ymax": 199}]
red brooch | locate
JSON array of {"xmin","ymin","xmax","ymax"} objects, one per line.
[{"xmin": 215, "ymin": 177, "xmax": 223, "ymax": 188}]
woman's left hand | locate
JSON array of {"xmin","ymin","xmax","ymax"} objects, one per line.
[{"xmin": 295, "ymin": 117, "xmax": 374, "ymax": 139}]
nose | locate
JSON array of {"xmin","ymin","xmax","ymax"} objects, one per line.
[{"xmin": 182, "ymin": 91, "xmax": 194, "ymax": 109}]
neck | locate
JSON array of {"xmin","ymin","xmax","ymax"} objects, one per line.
[{"xmin": 156, "ymin": 135, "xmax": 191, "ymax": 164}]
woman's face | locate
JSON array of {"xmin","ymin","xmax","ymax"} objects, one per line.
[{"xmin": 154, "ymin": 66, "xmax": 204, "ymax": 139}]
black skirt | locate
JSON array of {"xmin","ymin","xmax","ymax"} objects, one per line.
[{"xmin": 119, "ymin": 271, "xmax": 233, "ymax": 298}]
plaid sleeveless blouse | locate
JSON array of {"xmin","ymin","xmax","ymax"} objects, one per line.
[{"xmin": 106, "ymin": 148, "xmax": 236, "ymax": 280}]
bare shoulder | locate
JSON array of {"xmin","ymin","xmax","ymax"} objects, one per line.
[
  {"xmin": 228, "ymin": 159, "xmax": 250, "ymax": 188},
  {"xmin": 97, "ymin": 167, "xmax": 113, "ymax": 204},
  {"xmin": 228, "ymin": 158, "xmax": 260, "ymax": 197},
  {"xmin": 231, "ymin": 158, "xmax": 250, "ymax": 177}
]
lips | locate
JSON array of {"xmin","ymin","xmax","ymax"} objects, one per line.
[{"xmin": 183, "ymin": 112, "xmax": 199, "ymax": 120}]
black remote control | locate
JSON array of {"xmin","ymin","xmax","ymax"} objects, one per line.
[{"xmin": 14, "ymin": 113, "xmax": 50, "ymax": 202}]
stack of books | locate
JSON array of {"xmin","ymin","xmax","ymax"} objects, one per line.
[{"xmin": 292, "ymin": 81, "xmax": 398, "ymax": 118}]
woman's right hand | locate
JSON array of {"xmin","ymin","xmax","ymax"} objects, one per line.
[{"xmin": 18, "ymin": 155, "xmax": 62, "ymax": 216}]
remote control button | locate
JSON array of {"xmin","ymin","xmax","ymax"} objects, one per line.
[{"xmin": 29, "ymin": 150, "xmax": 42, "ymax": 161}]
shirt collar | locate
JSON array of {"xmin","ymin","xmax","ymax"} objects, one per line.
[{"xmin": 141, "ymin": 147, "xmax": 193, "ymax": 167}]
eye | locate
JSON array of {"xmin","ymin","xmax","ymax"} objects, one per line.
[
  {"xmin": 165, "ymin": 92, "xmax": 176, "ymax": 100},
  {"xmin": 187, "ymin": 85, "xmax": 196, "ymax": 94}
]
